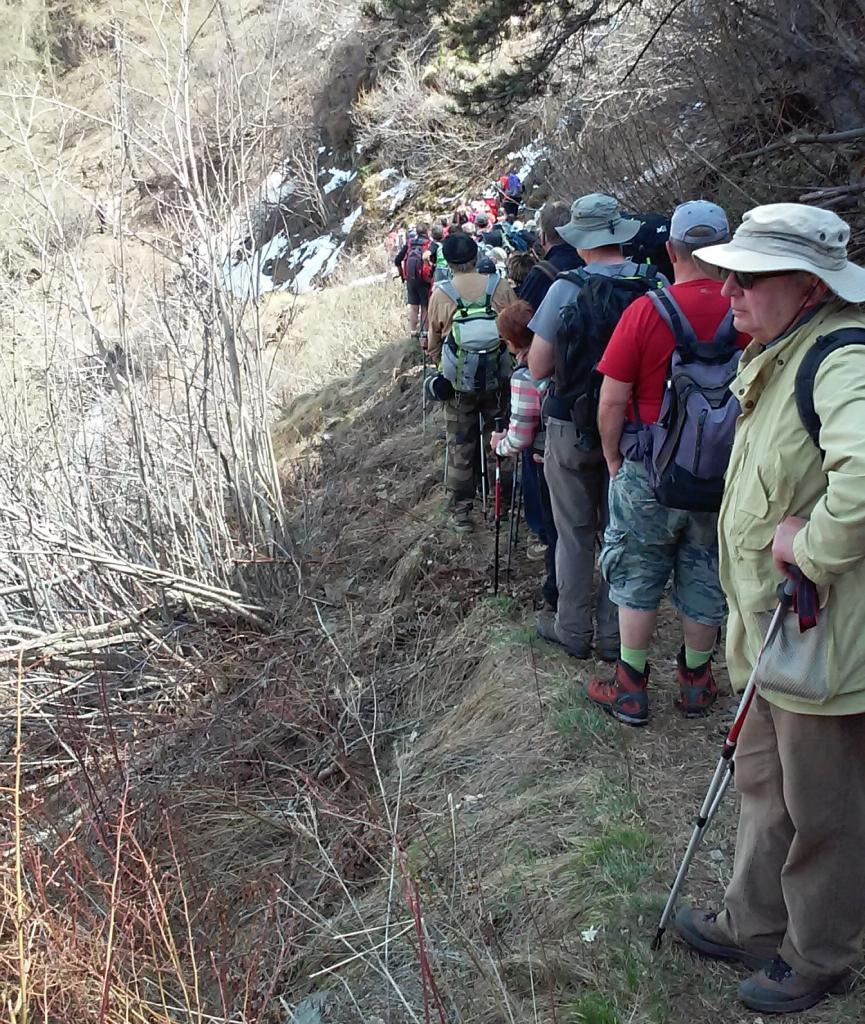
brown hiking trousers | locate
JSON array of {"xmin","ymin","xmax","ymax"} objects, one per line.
[{"xmin": 717, "ymin": 694, "xmax": 865, "ymax": 978}]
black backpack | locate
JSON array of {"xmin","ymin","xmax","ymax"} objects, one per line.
[
  {"xmin": 554, "ymin": 266, "xmax": 663, "ymax": 450},
  {"xmin": 795, "ymin": 328, "xmax": 865, "ymax": 450},
  {"xmin": 622, "ymin": 213, "xmax": 674, "ymax": 281}
]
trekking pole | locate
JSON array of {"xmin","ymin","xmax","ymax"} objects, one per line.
[
  {"xmin": 493, "ymin": 418, "xmax": 504, "ymax": 594},
  {"xmin": 421, "ymin": 349, "xmax": 428, "ymax": 434},
  {"xmin": 652, "ymin": 574, "xmax": 799, "ymax": 950},
  {"xmin": 478, "ymin": 411, "xmax": 488, "ymax": 518},
  {"xmin": 506, "ymin": 453, "xmax": 520, "ymax": 585}
]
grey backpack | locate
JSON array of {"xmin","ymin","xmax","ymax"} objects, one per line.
[
  {"xmin": 647, "ymin": 288, "xmax": 741, "ymax": 513},
  {"xmin": 439, "ymin": 276, "xmax": 510, "ymax": 393}
]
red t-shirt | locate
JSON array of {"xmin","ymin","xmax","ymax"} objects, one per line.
[{"xmin": 598, "ymin": 278, "xmax": 749, "ymax": 422}]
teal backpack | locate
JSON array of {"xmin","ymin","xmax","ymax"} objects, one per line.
[{"xmin": 439, "ymin": 276, "xmax": 510, "ymax": 393}]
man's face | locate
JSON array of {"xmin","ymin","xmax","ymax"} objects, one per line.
[{"xmin": 721, "ymin": 270, "xmax": 822, "ymax": 343}]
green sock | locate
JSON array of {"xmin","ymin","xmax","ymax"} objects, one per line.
[
  {"xmin": 685, "ymin": 645, "xmax": 713, "ymax": 670},
  {"xmin": 620, "ymin": 645, "xmax": 648, "ymax": 673}
]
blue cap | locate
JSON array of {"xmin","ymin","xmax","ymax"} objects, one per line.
[{"xmin": 670, "ymin": 200, "xmax": 729, "ymax": 245}]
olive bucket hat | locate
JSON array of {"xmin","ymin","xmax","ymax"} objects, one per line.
[
  {"xmin": 557, "ymin": 193, "xmax": 641, "ymax": 250},
  {"xmin": 694, "ymin": 203, "xmax": 865, "ymax": 303}
]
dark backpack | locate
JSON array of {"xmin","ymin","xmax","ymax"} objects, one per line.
[
  {"xmin": 622, "ymin": 213, "xmax": 674, "ymax": 281},
  {"xmin": 646, "ymin": 289, "xmax": 741, "ymax": 513},
  {"xmin": 795, "ymin": 327, "xmax": 865, "ymax": 450},
  {"xmin": 403, "ymin": 236, "xmax": 433, "ymax": 284},
  {"xmin": 554, "ymin": 266, "xmax": 663, "ymax": 449}
]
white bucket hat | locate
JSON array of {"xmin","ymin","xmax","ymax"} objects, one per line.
[
  {"xmin": 694, "ymin": 203, "xmax": 865, "ymax": 303},
  {"xmin": 558, "ymin": 193, "xmax": 641, "ymax": 250}
]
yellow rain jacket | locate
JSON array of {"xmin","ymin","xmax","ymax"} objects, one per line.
[{"xmin": 719, "ymin": 300, "xmax": 865, "ymax": 715}]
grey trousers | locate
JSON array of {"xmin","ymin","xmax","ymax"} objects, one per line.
[
  {"xmin": 718, "ymin": 695, "xmax": 865, "ymax": 979},
  {"xmin": 544, "ymin": 418, "xmax": 618, "ymax": 650}
]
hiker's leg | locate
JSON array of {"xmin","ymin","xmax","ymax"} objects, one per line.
[
  {"xmin": 408, "ymin": 304, "xmax": 419, "ymax": 334},
  {"xmin": 544, "ymin": 417, "xmax": 602, "ymax": 649},
  {"xmin": 718, "ymin": 695, "xmax": 790, "ymax": 957},
  {"xmin": 594, "ymin": 458, "xmax": 618, "ymax": 652},
  {"xmin": 601, "ymin": 460, "xmax": 676, "ymax": 659},
  {"xmin": 521, "ymin": 448, "xmax": 544, "ymax": 539},
  {"xmin": 538, "ymin": 460, "xmax": 558, "ymax": 608},
  {"xmin": 673, "ymin": 508, "xmax": 727, "ymax": 651},
  {"xmin": 775, "ymin": 707, "xmax": 865, "ymax": 978},
  {"xmin": 444, "ymin": 393, "xmax": 478, "ymax": 510}
]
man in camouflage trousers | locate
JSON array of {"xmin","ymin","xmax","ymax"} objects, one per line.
[
  {"xmin": 425, "ymin": 233, "xmax": 516, "ymax": 532},
  {"xmin": 588, "ymin": 201, "xmax": 747, "ymax": 725}
]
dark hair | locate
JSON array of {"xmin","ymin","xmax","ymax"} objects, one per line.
[
  {"xmin": 506, "ymin": 251, "xmax": 537, "ymax": 288},
  {"xmin": 497, "ymin": 300, "xmax": 535, "ymax": 351},
  {"xmin": 431, "ymin": 224, "xmax": 444, "ymax": 241},
  {"xmin": 540, "ymin": 201, "xmax": 572, "ymax": 246}
]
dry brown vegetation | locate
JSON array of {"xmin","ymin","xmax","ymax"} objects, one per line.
[{"xmin": 3, "ymin": 2, "xmax": 865, "ymax": 1023}]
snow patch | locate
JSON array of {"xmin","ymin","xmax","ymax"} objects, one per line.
[
  {"xmin": 376, "ymin": 176, "xmax": 415, "ymax": 214},
  {"xmin": 341, "ymin": 206, "xmax": 363, "ymax": 235},
  {"xmin": 506, "ymin": 140, "xmax": 546, "ymax": 181},
  {"xmin": 222, "ymin": 231, "xmax": 344, "ymax": 299},
  {"xmin": 378, "ymin": 168, "xmax": 399, "ymax": 180},
  {"xmin": 320, "ymin": 167, "xmax": 357, "ymax": 194}
]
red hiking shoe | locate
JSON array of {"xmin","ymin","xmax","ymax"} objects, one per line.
[
  {"xmin": 586, "ymin": 660, "xmax": 649, "ymax": 727},
  {"xmin": 675, "ymin": 647, "xmax": 718, "ymax": 718}
]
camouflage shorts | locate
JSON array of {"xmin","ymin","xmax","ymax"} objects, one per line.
[{"xmin": 600, "ymin": 459, "xmax": 726, "ymax": 626}]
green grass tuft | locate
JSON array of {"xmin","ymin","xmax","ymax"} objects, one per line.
[
  {"xmin": 551, "ymin": 682, "xmax": 619, "ymax": 749},
  {"xmin": 565, "ymin": 991, "xmax": 620, "ymax": 1024}
]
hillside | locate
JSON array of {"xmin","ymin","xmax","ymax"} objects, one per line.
[{"xmin": 3, "ymin": 2, "xmax": 865, "ymax": 1023}]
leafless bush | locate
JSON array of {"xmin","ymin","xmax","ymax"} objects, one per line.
[{"xmin": 354, "ymin": 43, "xmax": 525, "ymax": 187}]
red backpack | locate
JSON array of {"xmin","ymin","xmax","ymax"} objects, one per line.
[{"xmin": 402, "ymin": 236, "xmax": 434, "ymax": 284}]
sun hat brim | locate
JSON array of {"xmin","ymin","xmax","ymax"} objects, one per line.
[
  {"xmin": 694, "ymin": 241, "xmax": 865, "ymax": 304},
  {"xmin": 558, "ymin": 215, "xmax": 641, "ymax": 251}
]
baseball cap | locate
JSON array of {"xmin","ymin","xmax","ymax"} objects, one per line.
[{"xmin": 670, "ymin": 200, "xmax": 730, "ymax": 245}]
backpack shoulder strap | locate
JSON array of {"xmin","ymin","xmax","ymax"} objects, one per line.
[
  {"xmin": 438, "ymin": 279, "xmax": 465, "ymax": 310},
  {"xmin": 558, "ymin": 267, "xmax": 589, "ymax": 287},
  {"xmin": 647, "ymin": 287, "xmax": 698, "ymax": 351},
  {"xmin": 795, "ymin": 327, "xmax": 865, "ymax": 447},
  {"xmin": 484, "ymin": 273, "xmax": 499, "ymax": 313},
  {"xmin": 535, "ymin": 260, "xmax": 559, "ymax": 283}
]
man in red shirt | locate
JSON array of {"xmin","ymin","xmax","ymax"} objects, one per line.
[{"xmin": 587, "ymin": 201, "xmax": 748, "ymax": 725}]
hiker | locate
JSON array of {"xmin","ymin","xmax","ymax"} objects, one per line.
[
  {"xmin": 671, "ymin": 203, "xmax": 865, "ymax": 1015},
  {"xmin": 427, "ymin": 224, "xmax": 450, "ymax": 283},
  {"xmin": 528, "ymin": 194, "xmax": 667, "ymax": 660},
  {"xmin": 394, "ymin": 222, "xmax": 434, "ymax": 338},
  {"xmin": 500, "ymin": 169, "xmax": 523, "ymax": 221},
  {"xmin": 587, "ymin": 200, "xmax": 747, "ymax": 725},
  {"xmin": 506, "ymin": 251, "xmax": 537, "ymax": 290},
  {"xmin": 621, "ymin": 211, "xmax": 675, "ymax": 281},
  {"xmin": 475, "ymin": 212, "xmax": 505, "ymax": 249},
  {"xmin": 490, "ymin": 299, "xmax": 557, "ymax": 612},
  {"xmin": 425, "ymin": 233, "xmax": 517, "ymax": 532},
  {"xmin": 518, "ymin": 201, "xmax": 584, "ymax": 313}
]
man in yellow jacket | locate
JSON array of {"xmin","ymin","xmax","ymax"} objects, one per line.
[{"xmin": 673, "ymin": 204, "xmax": 865, "ymax": 1014}]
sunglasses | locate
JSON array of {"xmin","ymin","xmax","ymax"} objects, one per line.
[{"xmin": 704, "ymin": 266, "xmax": 799, "ymax": 290}]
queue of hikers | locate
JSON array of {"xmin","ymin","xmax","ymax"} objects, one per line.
[{"xmin": 391, "ymin": 181, "xmax": 865, "ymax": 1017}]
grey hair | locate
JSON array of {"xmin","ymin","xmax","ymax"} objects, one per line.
[{"xmin": 671, "ymin": 227, "xmax": 730, "ymax": 260}]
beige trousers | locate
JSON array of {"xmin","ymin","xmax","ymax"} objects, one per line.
[{"xmin": 718, "ymin": 695, "xmax": 865, "ymax": 978}]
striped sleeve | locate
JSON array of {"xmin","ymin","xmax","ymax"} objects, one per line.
[{"xmin": 496, "ymin": 371, "xmax": 543, "ymax": 457}]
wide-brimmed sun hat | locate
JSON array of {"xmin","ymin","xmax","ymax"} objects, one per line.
[
  {"xmin": 694, "ymin": 203, "xmax": 865, "ymax": 303},
  {"xmin": 558, "ymin": 193, "xmax": 641, "ymax": 250}
]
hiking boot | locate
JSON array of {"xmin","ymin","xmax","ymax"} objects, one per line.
[
  {"xmin": 535, "ymin": 610, "xmax": 591, "ymax": 658},
  {"xmin": 585, "ymin": 659, "xmax": 649, "ymax": 726},
  {"xmin": 449, "ymin": 502, "xmax": 473, "ymax": 534},
  {"xmin": 596, "ymin": 639, "xmax": 620, "ymax": 663},
  {"xmin": 527, "ymin": 541, "xmax": 548, "ymax": 561},
  {"xmin": 675, "ymin": 647, "xmax": 718, "ymax": 718},
  {"xmin": 739, "ymin": 957, "xmax": 850, "ymax": 1014},
  {"xmin": 674, "ymin": 906, "xmax": 774, "ymax": 971}
]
